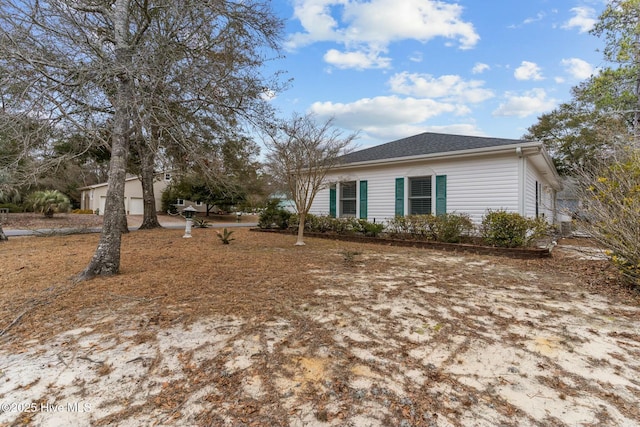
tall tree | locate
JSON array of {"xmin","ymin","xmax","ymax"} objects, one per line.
[
  {"xmin": 127, "ymin": 1, "xmax": 284, "ymax": 229},
  {"xmin": 592, "ymin": 0, "xmax": 640, "ymax": 136},
  {"xmin": 524, "ymin": 82, "xmax": 628, "ymax": 175},
  {"xmin": 1, "ymin": 0, "xmax": 284, "ymax": 278},
  {"xmin": 526, "ymin": 1, "xmax": 640, "ymax": 172},
  {"xmin": 530, "ymin": 0, "xmax": 640, "ymax": 286},
  {"xmin": 264, "ymin": 114, "xmax": 357, "ymax": 246}
]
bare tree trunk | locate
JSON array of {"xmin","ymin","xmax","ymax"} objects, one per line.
[
  {"xmin": 120, "ymin": 200, "xmax": 129, "ymax": 233},
  {"xmin": 295, "ymin": 211, "xmax": 306, "ymax": 246},
  {"xmin": 79, "ymin": 133, "xmax": 129, "ymax": 279},
  {"xmin": 138, "ymin": 145, "xmax": 161, "ymax": 229},
  {"xmin": 78, "ymin": 0, "xmax": 132, "ymax": 280},
  {"xmin": 0, "ymin": 223, "xmax": 7, "ymax": 242}
]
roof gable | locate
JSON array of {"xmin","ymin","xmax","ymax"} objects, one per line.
[{"xmin": 340, "ymin": 132, "xmax": 524, "ymax": 164}]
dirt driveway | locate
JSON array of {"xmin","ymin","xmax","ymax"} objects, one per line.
[{"xmin": 0, "ymin": 229, "xmax": 638, "ymax": 426}]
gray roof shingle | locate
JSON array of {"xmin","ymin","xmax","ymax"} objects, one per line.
[{"xmin": 340, "ymin": 132, "xmax": 525, "ymax": 164}]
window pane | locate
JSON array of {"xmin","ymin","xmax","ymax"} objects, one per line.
[
  {"xmin": 341, "ymin": 200, "xmax": 356, "ymax": 216},
  {"xmin": 410, "ymin": 178, "xmax": 431, "ymax": 197},
  {"xmin": 341, "ymin": 181, "xmax": 356, "ymax": 199},
  {"xmin": 410, "ymin": 199, "xmax": 431, "ymax": 215}
]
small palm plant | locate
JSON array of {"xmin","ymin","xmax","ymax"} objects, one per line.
[
  {"xmin": 216, "ymin": 228, "xmax": 235, "ymax": 244},
  {"xmin": 193, "ymin": 217, "xmax": 211, "ymax": 228},
  {"xmin": 27, "ymin": 190, "xmax": 70, "ymax": 218}
]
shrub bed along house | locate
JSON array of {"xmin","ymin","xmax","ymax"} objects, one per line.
[{"xmin": 256, "ymin": 208, "xmax": 554, "ymax": 258}]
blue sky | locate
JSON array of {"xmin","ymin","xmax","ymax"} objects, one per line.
[{"xmin": 266, "ymin": 0, "xmax": 608, "ymax": 149}]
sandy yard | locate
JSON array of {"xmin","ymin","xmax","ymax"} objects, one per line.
[{"xmin": 0, "ymin": 226, "xmax": 638, "ymax": 426}]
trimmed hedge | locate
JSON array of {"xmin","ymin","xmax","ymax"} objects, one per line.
[
  {"xmin": 481, "ymin": 210, "xmax": 549, "ymax": 248},
  {"xmin": 258, "ymin": 209, "xmax": 550, "ymax": 248}
]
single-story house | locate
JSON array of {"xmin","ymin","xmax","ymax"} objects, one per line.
[
  {"xmin": 79, "ymin": 173, "xmax": 208, "ymax": 215},
  {"xmin": 309, "ymin": 132, "xmax": 563, "ymax": 225}
]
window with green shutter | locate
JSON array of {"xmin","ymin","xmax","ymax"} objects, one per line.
[
  {"xmin": 436, "ymin": 175, "xmax": 446, "ymax": 216},
  {"xmin": 359, "ymin": 180, "xmax": 368, "ymax": 219},
  {"xmin": 395, "ymin": 178, "xmax": 404, "ymax": 216},
  {"xmin": 329, "ymin": 185, "xmax": 336, "ymax": 217}
]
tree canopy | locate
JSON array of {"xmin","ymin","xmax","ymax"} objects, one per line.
[
  {"xmin": 525, "ymin": 0, "xmax": 640, "ymax": 173},
  {"xmin": 0, "ymin": 0, "xmax": 285, "ymax": 278}
]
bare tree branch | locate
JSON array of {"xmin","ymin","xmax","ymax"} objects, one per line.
[{"xmin": 264, "ymin": 113, "xmax": 358, "ymax": 246}]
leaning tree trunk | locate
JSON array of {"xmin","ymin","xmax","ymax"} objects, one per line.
[
  {"xmin": 137, "ymin": 144, "xmax": 161, "ymax": 229},
  {"xmin": 78, "ymin": 0, "xmax": 132, "ymax": 280},
  {"xmin": 78, "ymin": 126, "xmax": 129, "ymax": 279}
]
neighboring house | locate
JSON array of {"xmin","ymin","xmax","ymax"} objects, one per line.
[
  {"xmin": 270, "ymin": 192, "xmax": 297, "ymax": 213},
  {"xmin": 309, "ymin": 132, "xmax": 563, "ymax": 225},
  {"xmin": 79, "ymin": 173, "xmax": 207, "ymax": 215}
]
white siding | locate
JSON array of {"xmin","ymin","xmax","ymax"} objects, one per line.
[
  {"xmin": 310, "ymin": 153, "xmax": 521, "ymax": 224},
  {"xmin": 525, "ymin": 160, "xmax": 555, "ymax": 223},
  {"xmin": 81, "ymin": 176, "xmax": 170, "ymax": 215},
  {"xmin": 311, "ymin": 186, "xmax": 330, "ymax": 216},
  {"xmin": 444, "ymin": 156, "xmax": 519, "ymax": 223}
]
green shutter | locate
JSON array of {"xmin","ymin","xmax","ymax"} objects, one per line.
[
  {"xmin": 329, "ymin": 185, "xmax": 336, "ymax": 217},
  {"xmin": 436, "ymin": 175, "xmax": 447, "ymax": 216},
  {"xmin": 359, "ymin": 180, "xmax": 368, "ymax": 219},
  {"xmin": 395, "ymin": 178, "xmax": 404, "ymax": 216}
]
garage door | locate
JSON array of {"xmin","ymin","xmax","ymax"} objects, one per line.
[{"xmin": 129, "ymin": 197, "xmax": 144, "ymax": 215}]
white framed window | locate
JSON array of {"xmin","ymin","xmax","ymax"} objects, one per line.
[
  {"xmin": 164, "ymin": 173, "xmax": 171, "ymax": 181},
  {"xmin": 176, "ymin": 199, "xmax": 185, "ymax": 206},
  {"xmin": 340, "ymin": 181, "xmax": 356, "ymax": 217},
  {"xmin": 195, "ymin": 201, "xmax": 203, "ymax": 207},
  {"xmin": 409, "ymin": 176, "xmax": 432, "ymax": 215}
]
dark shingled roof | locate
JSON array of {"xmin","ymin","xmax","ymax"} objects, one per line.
[{"xmin": 340, "ymin": 132, "xmax": 525, "ymax": 164}]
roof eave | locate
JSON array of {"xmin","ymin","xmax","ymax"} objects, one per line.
[{"xmin": 335, "ymin": 141, "xmax": 543, "ymax": 169}]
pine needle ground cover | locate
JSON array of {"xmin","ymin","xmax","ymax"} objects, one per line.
[{"xmin": 1, "ymin": 228, "xmax": 639, "ymax": 426}]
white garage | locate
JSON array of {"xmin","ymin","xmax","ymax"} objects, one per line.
[{"xmin": 128, "ymin": 197, "xmax": 144, "ymax": 215}]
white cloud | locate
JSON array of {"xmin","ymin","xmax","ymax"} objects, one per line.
[
  {"xmin": 523, "ymin": 12, "xmax": 546, "ymax": 25},
  {"xmin": 357, "ymin": 122, "xmax": 485, "ymax": 145},
  {"xmin": 561, "ymin": 57, "xmax": 594, "ymax": 80},
  {"xmin": 562, "ymin": 7, "xmax": 597, "ymax": 33},
  {"xmin": 514, "ymin": 61, "xmax": 544, "ymax": 81},
  {"xmin": 492, "ymin": 89, "xmax": 558, "ymax": 118},
  {"xmin": 310, "ymin": 95, "xmax": 466, "ymax": 129},
  {"xmin": 324, "ymin": 48, "xmax": 391, "ymax": 69},
  {"xmin": 388, "ymin": 72, "xmax": 494, "ymax": 104},
  {"xmin": 472, "ymin": 62, "xmax": 490, "ymax": 74},
  {"xmin": 423, "ymin": 123, "xmax": 486, "ymax": 136},
  {"xmin": 409, "ymin": 51, "xmax": 423, "ymax": 63},
  {"xmin": 287, "ymin": 0, "xmax": 479, "ymax": 69}
]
